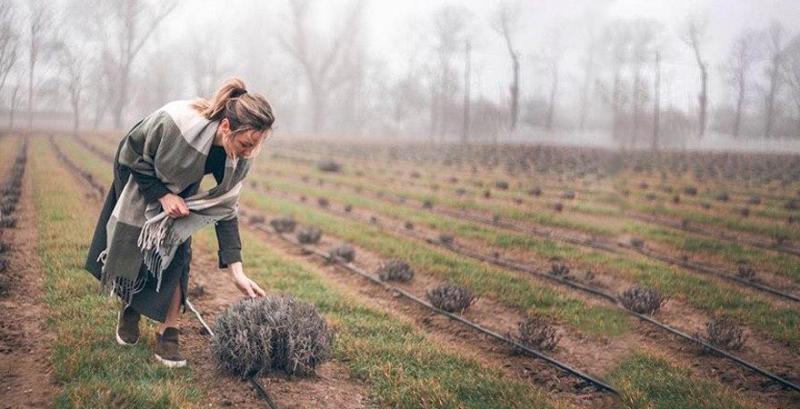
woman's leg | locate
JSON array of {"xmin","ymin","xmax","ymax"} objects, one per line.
[{"xmin": 158, "ymin": 284, "xmax": 182, "ymax": 334}]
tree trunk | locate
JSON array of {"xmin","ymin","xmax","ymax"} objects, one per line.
[
  {"xmin": 698, "ymin": 65, "xmax": 708, "ymax": 138},
  {"xmin": 461, "ymin": 41, "xmax": 471, "ymax": 144},
  {"xmin": 509, "ymin": 56, "xmax": 519, "ymax": 130},
  {"xmin": 545, "ymin": 63, "xmax": 558, "ymax": 131},
  {"xmin": 652, "ymin": 52, "xmax": 661, "ymax": 151},
  {"xmin": 733, "ymin": 79, "xmax": 745, "ymax": 138}
]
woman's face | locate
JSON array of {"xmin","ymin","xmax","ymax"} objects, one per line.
[
  {"xmin": 220, "ymin": 118, "xmax": 270, "ymax": 159},
  {"xmin": 229, "ymin": 129, "xmax": 265, "ymax": 159}
]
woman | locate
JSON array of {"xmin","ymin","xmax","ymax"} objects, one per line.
[{"xmin": 85, "ymin": 78, "xmax": 274, "ymax": 368}]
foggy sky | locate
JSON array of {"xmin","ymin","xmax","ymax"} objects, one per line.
[{"xmin": 158, "ymin": 0, "xmax": 800, "ymax": 111}]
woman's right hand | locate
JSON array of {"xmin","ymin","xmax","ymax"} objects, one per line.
[{"xmin": 158, "ymin": 193, "xmax": 190, "ymax": 218}]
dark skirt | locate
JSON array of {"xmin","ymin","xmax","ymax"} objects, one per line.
[{"xmin": 84, "ymin": 152, "xmax": 191, "ymax": 323}]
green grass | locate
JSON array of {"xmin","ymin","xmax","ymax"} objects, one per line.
[
  {"xmin": 192, "ymin": 228, "xmax": 561, "ymax": 409},
  {"xmin": 243, "ymin": 190, "xmax": 631, "ymax": 338},
  {"xmin": 59, "ymin": 135, "xmax": 760, "ymax": 409},
  {"xmin": 31, "ymin": 136, "xmax": 204, "ymax": 408},
  {"xmin": 246, "ymin": 172, "xmax": 800, "ymax": 347},
  {"xmin": 609, "ymin": 353, "xmax": 752, "ymax": 409}
]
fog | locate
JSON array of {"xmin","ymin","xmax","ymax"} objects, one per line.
[{"xmin": 2, "ymin": 0, "xmax": 800, "ymax": 152}]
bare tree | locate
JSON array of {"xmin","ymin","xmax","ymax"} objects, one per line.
[
  {"xmin": 7, "ymin": 78, "xmax": 21, "ymax": 128},
  {"xmin": 429, "ymin": 5, "xmax": 470, "ymax": 141},
  {"xmin": 492, "ymin": 1, "xmax": 521, "ymax": 131},
  {"xmin": 58, "ymin": 43, "xmax": 87, "ymax": 135},
  {"xmin": 578, "ymin": 32, "xmax": 597, "ymax": 131},
  {"xmin": 543, "ymin": 28, "xmax": 564, "ymax": 131},
  {"xmin": 782, "ymin": 34, "xmax": 800, "ymax": 137},
  {"xmin": 279, "ymin": 0, "xmax": 366, "ymax": 133},
  {"xmin": 763, "ymin": 21, "xmax": 786, "ymax": 138},
  {"xmin": 682, "ymin": 17, "xmax": 709, "ymax": 138},
  {"xmin": 653, "ymin": 51, "xmax": 661, "ymax": 151},
  {"xmin": 462, "ymin": 40, "xmax": 471, "ymax": 143},
  {"xmin": 0, "ymin": 1, "xmax": 19, "ymax": 97},
  {"xmin": 725, "ymin": 29, "xmax": 759, "ymax": 138},
  {"xmin": 26, "ymin": 0, "xmax": 55, "ymax": 130},
  {"xmin": 187, "ymin": 32, "xmax": 225, "ymax": 98},
  {"xmin": 95, "ymin": 0, "xmax": 178, "ymax": 128},
  {"xmin": 629, "ymin": 20, "xmax": 659, "ymax": 144},
  {"xmin": 602, "ymin": 21, "xmax": 632, "ymax": 143}
]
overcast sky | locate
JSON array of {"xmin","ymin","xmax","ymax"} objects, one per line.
[{"xmin": 155, "ymin": 0, "xmax": 800, "ymax": 113}]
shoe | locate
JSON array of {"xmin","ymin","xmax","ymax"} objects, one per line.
[
  {"xmin": 116, "ymin": 305, "xmax": 141, "ymax": 346},
  {"xmin": 154, "ymin": 327, "xmax": 187, "ymax": 368}
]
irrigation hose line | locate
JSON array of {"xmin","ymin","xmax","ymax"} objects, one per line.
[
  {"xmin": 259, "ymin": 165, "xmax": 798, "ymax": 304},
  {"xmin": 627, "ymin": 244, "xmax": 800, "ymax": 303},
  {"xmin": 250, "ymin": 221, "xmax": 621, "ymax": 396},
  {"xmin": 628, "ymin": 212, "xmax": 800, "ymax": 258},
  {"xmin": 431, "ymin": 240, "xmax": 800, "ymax": 394},
  {"xmin": 247, "ymin": 200, "xmax": 800, "ymax": 394},
  {"xmin": 185, "ymin": 299, "xmax": 280, "ymax": 409},
  {"xmin": 384, "ymin": 188, "xmax": 799, "ymax": 304},
  {"xmin": 68, "ymin": 136, "xmax": 800, "ymax": 394}
]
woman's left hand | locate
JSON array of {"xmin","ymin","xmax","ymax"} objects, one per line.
[{"xmin": 229, "ymin": 262, "xmax": 266, "ymax": 298}]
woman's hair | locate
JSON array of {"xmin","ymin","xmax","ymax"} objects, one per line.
[{"xmin": 192, "ymin": 77, "xmax": 275, "ymax": 136}]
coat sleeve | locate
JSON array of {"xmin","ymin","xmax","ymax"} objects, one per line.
[
  {"xmin": 211, "ymin": 160, "xmax": 243, "ymax": 268},
  {"xmin": 117, "ymin": 111, "xmax": 173, "ymax": 204},
  {"xmin": 215, "ymin": 218, "xmax": 242, "ymax": 268},
  {"xmin": 130, "ymin": 170, "xmax": 170, "ymax": 204}
]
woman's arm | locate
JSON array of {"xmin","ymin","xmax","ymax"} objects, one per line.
[
  {"xmin": 130, "ymin": 169, "xmax": 189, "ymax": 218},
  {"xmin": 215, "ymin": 217, "xmax": 264, "ymax": 298}
]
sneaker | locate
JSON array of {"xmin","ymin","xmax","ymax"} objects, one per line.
[
  {"xmin": 154, "ymin": 327, "xmax": 186, "ymax": 368},
  {"xmin": 116, "ymin": 305, "xmax": 140, "ymax": 346}
]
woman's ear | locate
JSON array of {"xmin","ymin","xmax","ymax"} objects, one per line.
[{"xmin": 219, "ymin": 117, "xmax": 230, "ymax": 133}]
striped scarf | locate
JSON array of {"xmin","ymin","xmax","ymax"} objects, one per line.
[{"xmin": 96, "ymin": 100, "xmax": 251, "ymax": 304}]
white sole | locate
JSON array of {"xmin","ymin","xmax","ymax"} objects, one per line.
[
  {"xmin": 154, "ymin": 353, "xmax": 187, "ymax": 368},
  {"xmin": 115, "ymin": 310, "xmax": 138, "ymax": 346}
]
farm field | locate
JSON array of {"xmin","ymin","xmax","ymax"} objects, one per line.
[{"xmin": 2, "ymin": 131, "xmax": 798, "ymax": 408}]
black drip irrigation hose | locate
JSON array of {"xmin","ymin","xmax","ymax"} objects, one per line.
[
  {"xmin": 185, "ymin": 299, "xmax": 280, "ymax": 409},
  {"xmin": 241, "ymin": 214, "xmax": 621, "ymax": 396},
  {"xmin": 70, "ymin": 137, "xmax": 800, "ymax": 393},
  {"xmin": 428, "ymin": 239, "xmax": 800, "ymax": 394},
  {"xmin": 246, "ymin": 195, "xmax": 800, "ymax": 395},
  {"xmin": 356, "ymin": 185, "xmax": 799, "ymax": 305},
  {"xmin": 49, "ymin": 136, "xmax": 105, "ymax": 197},
  {"xmin": 626, "ymin": 243, "xmax": 800, "ymax": 303},
  {"xmin": 627, "ymin": 212, "xmax": 800, "ymax": 258},
  {"xmin": 263, "ymin": 167, "xmax": 799, "ymax": 304}
]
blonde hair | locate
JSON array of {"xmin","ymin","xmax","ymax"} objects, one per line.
[{"xmin": 191, "ymin": 77, "xmax": 275, "ymax": 154}]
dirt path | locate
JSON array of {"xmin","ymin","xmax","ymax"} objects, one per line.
[{"xmin": 0, "ymin": 148, "xmax": 59, "ymax": 409}]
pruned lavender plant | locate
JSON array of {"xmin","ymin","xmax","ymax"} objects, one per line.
[
  {"xmin": 629, "ymin": 238, "xmax": 645, "ymax": 249},
  {"xmin": 270, "ymin": 217, "xmax": 296, "ymax": 233},
  {"xmin": 736, "ymin": 264, "xmax": 756, "ymax": 281},
  {"xmin": 376, "ymin": 259, "xmax": 414, "ymax": 282},
  {"xmin": 548, "ymin": 263, "xmax": 570, "ymax": 280},
  {"xmin": 327, "ymin": 244, "xmax": 355, "ymax": 263},
  {"xmin": 510, "ymin": 316, "xmax": 561, "ymax": 352},
  {"xmin": 620, "ymin": 286, "xmax": 665, "ymax": 315},
  {"xmin": 296, "ymin": 227, "xmax": 322, "ymax": 244},
  {"xmin": 246, "ymin": 213, "xmax": 265, "ymax": 225},
  {"xmin": 211, "ymin": 295, "xmax": 334, "ymax": 378},
  {"xmin": 317, "ymin": 160, "xmax": 341, "ymax": 173},
  {"xmin": 704, "ymin": 317, "xmax": 747, "ymax": 351},
  {"xmin": 438, "ymin": 233, "xmax": 454, "ymax": 246},
  {"xmin": 426, "ymin": 282, "xmax": 475, "ymax": 313}
]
